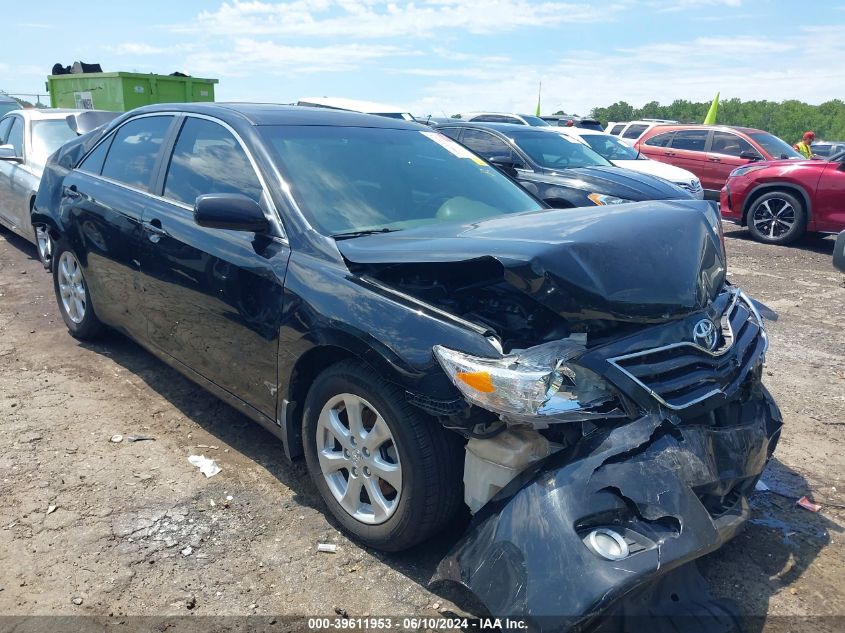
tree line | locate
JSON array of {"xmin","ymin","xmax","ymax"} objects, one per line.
[{"xmin": 586, "ymin": 98, "xmax": 845, "ymax": 143}]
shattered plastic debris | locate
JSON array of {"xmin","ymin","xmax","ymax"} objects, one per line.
[
  {"xmin": 796, "ymin": 496, "xmax": 822, "ymax": 513},
  {"xmin": 46, "ymin": 505, "xmax": 57, "ymax": 515},
  {"xmin": 126, "ymin": 435, "xmax": 155, "ymax": 442},
  {"xmin": 317, "ymin": 543, "xmax": 337, "ymax": 553},
  {"xmin": 181, "ymin": 546, "xmax": 193, "ymax": 556},
  {"xmin": 755, "ymin": 480, "xmax": 770, "ymax": 492},
  {"xmin": 188, "ymin": 455, "xmax": 221, "ymax": 478},
  {"xmin": 110, "ymin": 434, "xmax": 123, "ymax": 443}
]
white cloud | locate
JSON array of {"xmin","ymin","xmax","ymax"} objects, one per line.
[
  {"xmin": 178, "ymin": 0, "xmax": 620, "ymax": 39},
  {"xmin": 184, "ymin": 39, "xmax": 414, "ymax": 76},
  {"xmin": 649, "ymin": 0, "xmax": 742, "ymax": 12},
  {"xmin": 403, "ymin": 24, "xmax": 845, "ymax": 116},
  {"xmin": 110, "ymin": 43, "xmax": 194, "ymax": 55}
]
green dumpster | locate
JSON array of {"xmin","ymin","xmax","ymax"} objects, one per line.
[{"xmin": 46, "ymin": 72, "xmax": 218, "ymax": 112}]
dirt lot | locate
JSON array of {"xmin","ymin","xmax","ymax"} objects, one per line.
[{"xmin": 0, "ymin": 223, "xmax": 843, "ymax": 630}]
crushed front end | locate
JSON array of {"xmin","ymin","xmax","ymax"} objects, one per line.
[{"xmin": 433, "ymin": 287, "xmax": 782, "ymax": 632}]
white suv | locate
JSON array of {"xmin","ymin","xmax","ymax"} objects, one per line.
[{"xmin": 606, "ymin": 119, "xmax": 678, "ymax": 145}]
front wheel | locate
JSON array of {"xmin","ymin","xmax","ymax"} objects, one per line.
[
  {"xmin": 52, "ymin": 243, "xmax": 103, "ymax": 340},
  {"xmin": 302, "ymin": 360, "xmax": 464, "ymax": 552},
  {"xmin": 34, "ymin": 224, "xmax": 53, "ymax": 270},
  {"xmin": 747, "ymin": 191, "xmax": 806, "ymax": 245}
]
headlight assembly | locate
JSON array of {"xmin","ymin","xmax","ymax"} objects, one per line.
[
  {"xmin": 587, "ymin": 193, "xmax": 631, "ymax": 206},
  {"xmin": 433, "ymin": 339, "xmax": 617, "ymax": 420}
]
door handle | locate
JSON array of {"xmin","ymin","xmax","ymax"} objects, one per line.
[
  {"xmin": 62, "ymin": 185, "xmax": 81, "ymax": 200},
  {"xmin": 665, "ymin": 152, "xmax": 676, "ymax": 157},
  {"xmin": 708, "ymin": 157, "xmax": 721, "ymax": 163},
  {"xmin": 143, "ymin": 219, "xmax": 168, "ymax": 243}
]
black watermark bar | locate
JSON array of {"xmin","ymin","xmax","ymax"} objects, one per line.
[{"xmin": 0, "ymin": 617, "xmax": 843, "ymax": 633}]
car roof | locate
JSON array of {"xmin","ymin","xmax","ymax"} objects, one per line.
[
  {"xmin": 436, "ymin": 120, "xmax": 574, "ymax": 139},
  {"xmin": 644, "ymin": 123, "xmax": 766, "ymax": 135},
  {"xmin": 9, "ymin": 108, "xmax": 91, "ymax": 121},
  {"xmin": 125, "ymin": 103, "xmax": 425, "ymax": 129}
]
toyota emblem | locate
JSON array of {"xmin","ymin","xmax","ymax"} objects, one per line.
[{"xmin": 692, "ymin": 319, "xmax": 718, "ymax": 350}]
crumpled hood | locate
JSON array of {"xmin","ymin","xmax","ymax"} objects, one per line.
[
  {"xmin": 538, "ymin": 165, "xmax": 691, "ymax": 201},
  {"xmin": 338, "ymin": 200, "xmax": 726, "ymax": 323}
]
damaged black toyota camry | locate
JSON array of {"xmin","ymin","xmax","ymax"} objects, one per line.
[{"xmin": 33, "ymin": 104, "xmax": 781, "ymax": 631}]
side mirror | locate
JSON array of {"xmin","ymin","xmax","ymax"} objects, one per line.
[
  {"xmin": 0, "ymin": 144, "xmax": 22, "ymax": 163},
  {"xmin": 739, "ymin": 150, "xmax": 762, "ymax": 162},
  {"xmin": 489, "ymin": 155, "xmax": 522, "ymax": 177},
  {"xmin": 194, "ymin": 193, "xmax": 270, "ymax": 233},
  {"xmin": 833, "ymin": 231, "xmax": 845, "ymax": 274}
]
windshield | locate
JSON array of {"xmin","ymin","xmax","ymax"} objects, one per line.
[
  {"xmin": 31, "ymin": 119, "xmax": 77, "ymax": 160},
  {"xmin": 512, "ymin": 131, "xmax": 612, "ymax": 169},
  {"xmin": 748, "ymin": 132, "xmax": 803, "ymax": 160},
  {"xmin": 579, "ymin": 133, "xmax": 641, "ymax": 160},
  {"xmin": 519, "ymin": 115, "xmax": 550, "ymax": 127},
  {"xmin": 259, "ymin": 126, "xmax": 544, "ymax": 235},
  {"xmin": 0, "ymin": 102, "xmax": 19, "ymax": 117}
]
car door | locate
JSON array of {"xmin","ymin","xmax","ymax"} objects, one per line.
[
  {"xmin": 140, "ymin": 115, "xmax": 290, "ymax": 418},
  {"xmin": 59, "ymin": 114, "xmax": 177, "ymax": 337},
  {"xmin": 0, "ymin": 115, "xmax": 26, "ymax": 232},
  {"xmin": 666, "ymin": 129, "xmax": 712, "ymax": 190},
  {"xmin": 705, "ymin": 131, "xmax": 761, "ymax": 190},
  {"xmin": 812, "ymin": 160, "xmax": 845, "ymax": 232}
]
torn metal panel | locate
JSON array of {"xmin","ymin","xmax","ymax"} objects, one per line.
[{"xmin": 434, "ymin": 386, "xmax": 781, "ymax": 633}]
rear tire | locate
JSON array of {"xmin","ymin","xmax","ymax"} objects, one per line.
[
  {"xmin": 302, "ymin": 359, "xmax": 464, "ymax": 552},
  {"xmin": 52, "ymin": 242, "xmax": 103, "ymax": 340},
  {"xmin": 746, "ymin": 191, "xmax": 806, "ymax": 245}
]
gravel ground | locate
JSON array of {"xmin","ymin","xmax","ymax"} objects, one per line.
[{"xmin": 0, "ymin": 223, "xmax": 842, "ymax": 630}]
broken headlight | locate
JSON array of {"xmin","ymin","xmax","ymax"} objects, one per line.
[{"xmin": 433, "ymin": 340, "xmax": 614, "ymax": 418}]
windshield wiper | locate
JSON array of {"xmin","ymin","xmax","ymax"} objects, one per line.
[{"xmin": 331, "ymin": 228, "xmax": 401, "ymax": 240}]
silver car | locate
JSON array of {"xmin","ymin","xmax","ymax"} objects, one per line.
[{"xmin": 0, "ymin": 109, "xmax": 116, "ymax": 266}]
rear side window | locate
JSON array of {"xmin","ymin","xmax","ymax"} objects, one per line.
[
  {"xmin": 163, "ymin": 117, "xmax": 262, "ymax": 206},
  {"xmin": 101, "ymin": 116, "xmax": 174, "ymax": 190},
  {"xmin": 709, "ymin": 131, "xmax": 754, "ymax": 157},
  {"xmin": 609, "ymin": 124, "xmax": 625, "ymax": 136},
  {"xmin": 644, "ymin": 131, "xmax": 675, "ymax": 147},
  {"xmin": 671, "ymin": 130, "xmax": 709, "ymax": 152},
  {"xmin": 460, "ymin": 129, "xmax": 515, "ymax": 160},
  {"xmin": 78, "ymin": 138, "xmax": 112, "ymax": 174},
  {"xmin": 622, "ymin": 124, "xmax": 648, "ymax": 139}
]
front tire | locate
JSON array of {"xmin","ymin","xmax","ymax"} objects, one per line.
[
  {"xmin": 302, "ymin": 360, "xmax": 463, "ymax": 552},
  {"xmin": 747, "ymin": 191, "xmax": 806, "ymax": 245},
  {"xmin": 34, "ymin": 224, "xmax": 53, "ymax": 270},
  {"xmin": 52, "ymin": 243, "xmax": 103, "ymax": 340}
]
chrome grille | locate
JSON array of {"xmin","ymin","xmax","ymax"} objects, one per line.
[{"xmin": 607, "ymin": 292, "xmax": 767, "ymax": 410}]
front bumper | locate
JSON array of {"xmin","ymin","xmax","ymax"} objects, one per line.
[
  {"xmin": 435, "ymin": 385, "xmax": 782, "ymax": 632},
  {"xmin": 720, "ymin": 184, "xmax": 742, "ymax": 221}
]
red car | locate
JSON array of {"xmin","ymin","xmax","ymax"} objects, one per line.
[
  {"xmin": 720, "ymin": 155, "xmax": 845, "ymax": 244},
  {"xmin": 635, "ymin": 124, "xmax": 802, "ymax": 198}
]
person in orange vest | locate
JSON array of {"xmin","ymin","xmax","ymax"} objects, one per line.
[{"xmin": 793, "ymin": 131, "xmax": 815, "ymax": 158}]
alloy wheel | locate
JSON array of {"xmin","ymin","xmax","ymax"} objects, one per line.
[
  {"xmin": 315, "ymin": 393, "xmax": 402, "ymax": 525},
  {"xmin": 752, "ymin": 198, "xmax": 796, "ymax": 240},
  {"xmin": 57, "ymin": 251, "xmax": 87, "ymax": 324},
  {"xmin": 35, "ymin": 226, "xmax": 52, "ymax": 264}
]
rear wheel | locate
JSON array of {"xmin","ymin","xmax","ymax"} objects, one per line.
[
  {"xmin": 52, "ymin": 243, "xmax": 103, "ymax": 340},
  {"xmin": 302, "ymin": 359, "xmax": 463, "ymax": 552},
  {"xmin": 747, "ymin": 191, "xmax": 806, "ymax": 245}
]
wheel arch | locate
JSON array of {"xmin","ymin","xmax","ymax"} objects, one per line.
[{"xmin": 741, "ymin": 182, "xmax": 812, "ymax": 226}]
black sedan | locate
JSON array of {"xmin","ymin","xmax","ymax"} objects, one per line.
[
  {"xmin": 33, "ymin": 104, "xmax": 780, "ymax": 631},
  {"xmin": 435, "ymin": 121, "xmax": 692, "ymax": 207}
]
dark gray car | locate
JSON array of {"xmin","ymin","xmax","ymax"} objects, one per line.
[{"xmin": 435, "ymin": 121, "xmax": 693, "ymax": 208}]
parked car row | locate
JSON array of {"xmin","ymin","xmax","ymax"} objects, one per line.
[{"xmin": 0, "ymin": 102, "xmax": 787, "ymax": 629}]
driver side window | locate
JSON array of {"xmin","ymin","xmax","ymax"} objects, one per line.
[
  {"xmin": 0, "ymin": 117, "xmax": 12, "ymax": 145},
  {"xmin": 7, "ymin": 117, "xmax": 24, "ymax": 157}
]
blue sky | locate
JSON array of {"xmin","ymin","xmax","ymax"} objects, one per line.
[{"xmin": 2, "ymin": 0, "xmax": 843, "ymax": 116}]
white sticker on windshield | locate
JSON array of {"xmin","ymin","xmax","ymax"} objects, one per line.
[{"xmin": 420, "ymin": 131, "xmax": 487, "ymax": 165}]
